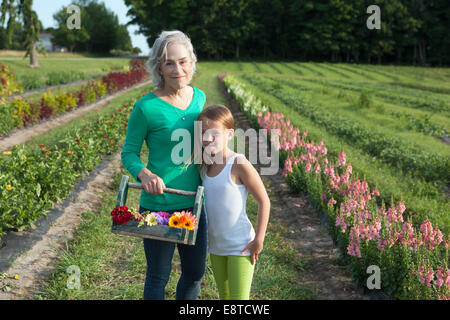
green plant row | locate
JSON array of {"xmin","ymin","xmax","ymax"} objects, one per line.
[
  {"xmin": 241, "ymin": 75, "xmax": 450, "ymax": 185},
  {"xmin": 302, "ymin": 78, "xmax": 450, "ymax": 115},
  {"xmin": 0, "ymin": 87, "xmax": 151, "ymax": 240},
  {"xmin": 19, "ymin": 71, "xmax": 91, "ymax": 91},
  {"xmin": 269, "ymin": 76, "xmax": 449, "ymax": 138}
]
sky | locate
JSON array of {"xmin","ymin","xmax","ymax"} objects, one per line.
[{"xmin": 33, "ymin": 0, "xmax": 150, "ymax": 55}]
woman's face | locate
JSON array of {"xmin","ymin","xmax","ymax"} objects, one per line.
[{"xmin": 159, "ymin": 43, "xmax": 193, "ymax": 91}]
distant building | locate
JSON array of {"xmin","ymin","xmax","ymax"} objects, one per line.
[{"xmin": 37, "ymin": 33, "xmax": 67, "ymax": 52}]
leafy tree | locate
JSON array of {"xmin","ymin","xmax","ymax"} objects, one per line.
[
  {"xmin": 52, "ymin": 5, "xmax": 90, "ymax": 52},
  {"xmin": 53, "ymin": 0, "xmax": 133, "ymax": 54},
  {"xmin": 0, "ymin": 0, "xmax": 19, "ymax": 48},
  {"xmin": 20, "ymin": 0, "xmax": 41, "ymax": 67},
  {"xmin": 124, "ymin": 0, "xmax": 448, "ymax": 65}
]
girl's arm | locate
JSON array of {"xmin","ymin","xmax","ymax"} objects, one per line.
[{"xmin": 235, "ymin": 157, "xmax": 271, "ymax": 265}]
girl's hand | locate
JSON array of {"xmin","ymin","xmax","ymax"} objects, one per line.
[
  {"xmin": 138, "ymin": 168, "xmax": 166, "ymax": 194},
  {"xmin": 241, "ymin": 238, "xmax": 264, "ymax": 265}
]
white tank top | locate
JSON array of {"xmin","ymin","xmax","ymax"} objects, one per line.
[{"xmin": 201, "ymin": 153, "xmax": 255, "ymax": 256}]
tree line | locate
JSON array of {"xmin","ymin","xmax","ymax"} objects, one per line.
[{"xmin": 125, "ymin": 0, "xmax": 450, "ymax": 65}]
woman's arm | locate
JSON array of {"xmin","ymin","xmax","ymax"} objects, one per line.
[
  {"xmin": 121, "ymin": 102, "xmax": 165, "ymax": 194},
  {"xmin": 236, "ymin": 157, "xmax": 271, "ymax": 265}
]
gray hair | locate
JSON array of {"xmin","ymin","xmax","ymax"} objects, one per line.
[{"xmin": 147, "ymin": 30, "xmax": 197, "ymax": 89}]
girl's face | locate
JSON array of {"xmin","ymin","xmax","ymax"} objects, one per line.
[
  {"xmin": 201, "ymin": 119, "xmax": 233, "ymax": 158},
  {"xmin": 159, "ymin": 43, "xmax": 193, "ymax": 90}
]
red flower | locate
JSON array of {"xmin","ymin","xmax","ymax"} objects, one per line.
[
  {"xmin": 124, "ymin": 123, "xmax": 128, "ymax": 127},
  {"xmin": 111, "ymin": 115, "xmax": 115, "ymax": 119},
  {"xmin": 75, "ymin": 139, "xmax": 81, "ymax": 143},
  {"xmin": 39, "ymin": 144, "xmax": 46, "ymax": 148},
  {"xmin": 124, "ymin": 104, "xmax": 129, "ymax": 108},
  {"xmin": 83, "ymin": 143, "xmax": 88, "ymax": 147},
  {"xmin": 111, "ymin": 206, "xmax": 134, "ymax": 225},
  {"xmin": 103, "ymin": 136, "xmax": 108, "ymax": 139},
  {"xmin": 42, "ymin": 150, "xmax": 50, "ymax": 154},
  {"xmin": 66, "ymin": 152, "xmax": 73, "ymax": 156}
]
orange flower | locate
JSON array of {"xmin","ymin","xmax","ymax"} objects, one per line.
[{"xmin": 173, "ymin": 211, "xmax": 198, "ymax": 230}]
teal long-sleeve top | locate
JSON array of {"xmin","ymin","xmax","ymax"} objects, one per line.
[{"xmin": 121, "ymin": 87, "xmax": 206, "ymax": 211}]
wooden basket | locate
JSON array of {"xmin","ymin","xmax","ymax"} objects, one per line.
[{"xmin": 111, "ymin": 175, "xmax": 204, "ymax": 245}]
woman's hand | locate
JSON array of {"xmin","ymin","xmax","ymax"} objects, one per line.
[
  {"xmin": 138, "ymin": 168, "xmax": 166, "ymax": 194},
  {"xmin": 241, "ymin": 238, "xmax": 264, "ymax": 265}
]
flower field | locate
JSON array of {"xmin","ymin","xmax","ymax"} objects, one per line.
[
  {"xmin": 0, "ymin": 59, "xmax": 149, "ymax": 137},
  {"xmin": 223, "ymin": 63, "xmax": 450, "ymax": 300},
  {"xmin": 0, "ymin": 57, "xmax": 152, "ymax": 240}
]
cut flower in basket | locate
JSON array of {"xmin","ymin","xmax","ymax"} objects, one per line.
[
  {"xmin": 137, "ymin": 210, "xmax": 172, "ymax": 227},
  {"xmin": 111, "ymin": 205, "xmax": 135, "ymax": 225},
  {"xmin": 169, "ymin": 210, "xmax": 198, "ymax": 231}
]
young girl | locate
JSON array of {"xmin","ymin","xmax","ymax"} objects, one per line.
[{"xmin": 197, "ymin": 105, "xmax": 270, "ymax": 300}]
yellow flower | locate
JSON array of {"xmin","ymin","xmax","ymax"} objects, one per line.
[
  {"xmin": 3, "ymin": 151, "xmax": 11, "ymax": 156},
  {"xmin": 14, "ymin": 274, "xmax": 19, "ymax": 280},
  {"xmin": 168, "ymin": 215, "xmax": 181, "ymax": 228},
  {"xmin": 144, "ymin": 213, "xmax": 158, "ymax": 226},
  {"xmin": 22, "ymin": 155, "xmax": 27, "ymax": 160},
  {"xmin": 6, "ymin": 185, "xmax": 12, "ymax": 191}
]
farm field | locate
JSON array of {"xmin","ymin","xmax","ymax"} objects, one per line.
[
  {"xmin": 220, "ymin": 62, "xmax": 449, "ymax": 300},
  {"xmin": 210, "ymin": 62, "xmax": 450, "ymax": 234},
  {"xmin": 0, "ymin": 58, "xmax": 449, "ymax": 300}
]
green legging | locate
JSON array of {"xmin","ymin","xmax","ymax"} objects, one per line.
[{"xmin": 210, "ymin": 254, "xmax": 255, "ymax": 300}]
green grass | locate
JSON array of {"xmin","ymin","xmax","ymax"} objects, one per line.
[{"xmin": 1, "ymin": 58, "xmax": 130, "ymax": 81}]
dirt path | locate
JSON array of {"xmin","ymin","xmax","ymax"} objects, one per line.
[
  {"xmin": 0, "ymin": 152, "xmax": 123, "ymax": 299},
  {"xmin": 218, "ymin": 73, "xmax": 370, "ymax": 300},
  {"xmin": 0, "ymin": 79, "xmax": 152, "ymax": 153}
]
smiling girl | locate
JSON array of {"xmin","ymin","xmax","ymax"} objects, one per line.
[{"xmin": 197, "ymin": 105, "xmax": 270, "ymax": 300}]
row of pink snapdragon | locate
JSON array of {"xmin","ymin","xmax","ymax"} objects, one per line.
[{"xmin": 257, "ymin": 110, "xmax": 449, "ymax": 296}]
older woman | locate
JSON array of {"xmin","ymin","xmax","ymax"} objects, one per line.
[{"xmin": 121, "ymin": 30, "xmax": 207, "ymax": 300}]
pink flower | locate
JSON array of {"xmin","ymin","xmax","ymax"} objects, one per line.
[
  {"xmin": 314, "ymin": 163, "xmax": 321, "ymax": 174},
  {"xmin": 328, "ymin": 198, "xmax": 337, "ymax": 207},
  {"xmin": 337, "ymin": 151, "xmax": 346, "ymax": 167},
  {"xmin": 305, "ymin": 162, "xmax": 311, "ymax": 173},
  {"xmin": 435, "ymin": 267, "xmax": 445, "ymax": 288}
]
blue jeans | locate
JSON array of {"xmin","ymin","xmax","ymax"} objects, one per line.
[{"xmin": 140, "ymin": 205, "xmax": 207, "ymax": 300}]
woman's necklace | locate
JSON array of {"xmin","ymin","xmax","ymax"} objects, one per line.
[
  {"xmin": 162, "ymin": 88, "xmax": 192, "ymax": 121},
  {"xmin": 172, "ymin": 104, "xmax": 187, "ymax": 121}
]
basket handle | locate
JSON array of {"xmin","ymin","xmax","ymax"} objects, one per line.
[{"xmin": 128, "ymin": 183, "xmax": 197, "ymax": 197}]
